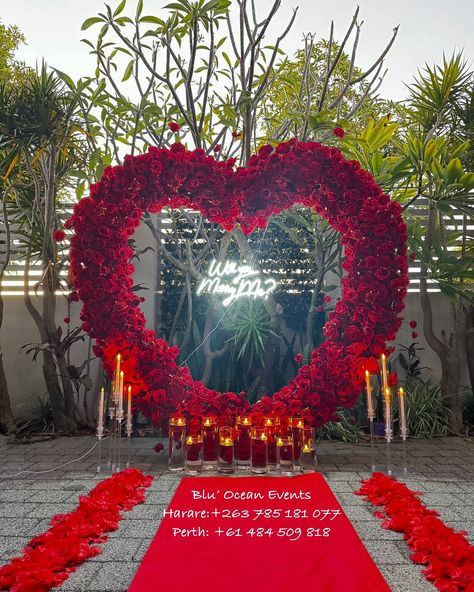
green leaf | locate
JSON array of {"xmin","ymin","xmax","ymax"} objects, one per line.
[
  {"xmin": 139, "ymin": 15, "xmax": 163, "ymax": 25},
  {"xmin": 113, "ymin": 0, "xmax": 127, "ymax": 17},
  {"xmin": 81, "ymin": 16, "xmax": 104, "ymax": 30},
  {"xmin": 122, "ymin": 59, "xmax": 134, "ymax": 81},
  {"xmin": 136, "ymin": 0, "xmax": 144, "ymax": 19},
  {"xmin": 446, "ymin": 157, "xmax": 463, "ymax": 184}
]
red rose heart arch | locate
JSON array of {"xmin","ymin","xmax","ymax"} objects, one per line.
[{"xmin": 68, "ymin": 139, "xmax": 408, "ymax": 428}]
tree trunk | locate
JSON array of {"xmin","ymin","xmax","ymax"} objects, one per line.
[
  {"xmin": 419, "ymin": 200, "xmax": 463, "ymax": 431},
  {"xmin": 440, "ymin": 344, "xmax": 462, "ymax": 431},
  {"xmin": 0, "ymin": 351, "xmax": 14, "ymax": 434},
  {"xmin": 466, "ymin": 305, "xmax": 474, "ymax": 396}
]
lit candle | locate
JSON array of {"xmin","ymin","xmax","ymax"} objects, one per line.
[
  {"xmin": 302, "ymin": 444, "xmax": 311, "ymax": 453},
  {"xmin": 126, "ymin": 385, "xmax": 132, "ymax": 437},
  {"xmin": 398, "ymin": 387, "xmax": 407, "ymax": 439},
  {"xmin": 384, "ymin": 387, "xmax": 392, "ymax": 442},
  {"xmin": 365, "ymin": 370, "xmax": 375, "ymax": 420},
  {"xmin": 243, "ymin": 417, "xmax": 250, "ymax": 425},
  {"xmin": 118, "ymin": 371, "xmax": 124, "ymax": 421},
  {"xmin": 114, "ymin": 354, "xmax": 121, "ymax": 403},
  {"xmin": 97, "ymin": 387, "xmax": 104, "ymax": 439},
  {"xmin": 380, "ymin": 354, "xmax": 388, "ymax": 393}
]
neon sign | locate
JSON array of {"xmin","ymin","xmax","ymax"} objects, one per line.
[{"xmin": 196, "ymin": 259, "xmax": 277, "ymax": 306}]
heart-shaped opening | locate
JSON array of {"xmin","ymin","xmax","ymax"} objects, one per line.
[
  {"xmin": 69, "ymin": 140, "xmax": 408, "ymax": 427},
  {"xmin": 157, "ymin": 213, "xmax": 329, "ymax": 399}
]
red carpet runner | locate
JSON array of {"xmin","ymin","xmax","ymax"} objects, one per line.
[{"xmin": 130, "ymin": 473, "xmax": 390, "ymax": 592}]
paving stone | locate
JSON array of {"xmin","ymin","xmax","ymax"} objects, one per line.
[
  {"xmin": 341, "ymin": 505, "xmax": 376, "ymax": 521},
  {"xmin": 0, "ymin": 518, "xmax": 44, "ymax": 536},
  {"xmin": 0, "ymin": 502, "xmax": 41, "ymax": 518},
  {"xmin": 1, "ymin": 435, "xmax": 473, "ymax": 592},
  {"xmin": 59, "ymin": 563, "xmax": 101, "ymax": 591},
  {"xmin": 86, "ymin": 562, "xmax": 138, "ymax": 591},
  {"xmin": 362, "ymin": 540, "xmax": 407, "ymax": 564},
  {"xmin": 89, "ymin": 538, "xmax": 142, "ymax": 562},
  {"xmin": 380, "ymin": 565, "xmax": 436, "ymax": 591}
]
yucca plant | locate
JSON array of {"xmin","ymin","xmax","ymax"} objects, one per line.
[
  {"xmin": 404, "ymin": 382, "xmax": 453, "ymax": 438},
  {"xmin": 223, "ymin": 299, "xmax": 278, "ymax": 371}
]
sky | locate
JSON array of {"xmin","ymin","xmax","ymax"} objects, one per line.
[{"xmin": 1, "ymin": 0, "xmax": 473, "ymax": 101}]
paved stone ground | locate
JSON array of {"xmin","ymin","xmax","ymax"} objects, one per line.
[{"xmin": 0, "ymin": 435, "xmax": 473, "ymax": 591}]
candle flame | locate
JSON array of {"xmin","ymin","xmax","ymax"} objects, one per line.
[
  {"xmin": 186, "ymin": 436, "xmax": 193, "ymax": 445},
  {"xmin": 398, "ymin": 387, "xmax": 404, "ymax": 396},
  {"xmin": 297, "ymin": 420, "xmax": 304, "ymax": 428},
  {"xmin": 100, "ymin": 386, "xmax": 104, "ymax": 395},
  {"xmin": 381, "ymin": 353, "xmax": 385, "ymax": 361},
  {"xmin": 117, "ymin": 353, "xmax": 121, "ymax": 361},
  {"xmin": 365, "ymin": 369, "xmax": 369, "ymax": 377},
  {"xmin": 203, "ymin": 418, "xmax": 211, "ymax": 427},
  {"xmin": 243, "ymin": 418, "xmax": 249, "ymax": 425},
  {"xmin": 303, "ymin": 444, "xmax": 311, "ymax": 453},
  {"xmin": 120, "ymin": 370, "xmax": 124, "ymax": 378}
]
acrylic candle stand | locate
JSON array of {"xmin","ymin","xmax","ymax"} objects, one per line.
[
  {"xmin": 366, "ymin": 358, "xmax": 409, "ymax": 476},
  {"xmin": 96, "ymin": 355, "xmax": 135, "ymax": 474}
]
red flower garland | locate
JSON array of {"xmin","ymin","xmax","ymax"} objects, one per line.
[
  {"xmin": 356, "ymin": 473, "xmax": 474, "ymax": 591},
  {"xmin": 68, "ymin": 139, "xmax": 408, "ymax": 428},
  {"xmin": 0, "ymin": 469, "xmax": 153, "ymax": 592}
]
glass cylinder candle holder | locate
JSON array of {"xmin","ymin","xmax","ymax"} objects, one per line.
[
  {"xmin": 202, "ymin": 416, "xmax": 218, "ymax": 468},
  {"xmin": 235, "ymin": 415, "xmax": 252, "ymax": 468},
  {"xmin": 277, "ymin": 435, "xmax": 294, "ymax": 474},
  {"xmin": 264, "ymin": 416, "xmax": 280, "ymax": 467},
  {"xmin": 218, "ymin": 427, "xmax": 235, "ymax": 473},
  {"xmin": 251, "ymin": 427, "xmax": 268, "ymax": 474},
  {"xmin": 300, "ymin": 427, "xmax": 316, "ymax": 472},
  {"xmin": 185, "ymin": 433, "xmax": 203, "ymax": 475},
  {"xmin": 288, "ymin": 417, "xmax": 304, "ymax": 466},
  {"xmin": 168, "ymin": 415, "xmax": 186, "ymax": 471}
]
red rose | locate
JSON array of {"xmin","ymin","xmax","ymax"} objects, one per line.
[
  {"xmin": 167, "ymin": 122, "xmax": 181, "ymax": 133},
  {"xmin": 294, "ymin": 353, "xmax": 303, "ymax": 364},
  {"xmin": 323, "ymin": 294, "xmax": 332, "ymax": 303},
  {"xmin": 388, "ymin": 372, "xmax": 398, "ymax": 387},
  {"xmin": 154, "ymin": 442, "xmax": 164, "ymax": 454},
  {"xmin": 53, "ymin": 229, "xmax": 66, "ymax": 242},
  {"xmin": 332, "ymin": 127, "xmax": 345, "ymax": 138},
  {"xmin": 409, "ymin": 320, "xmax": 417, "ymax": 329},
  {"xmin": 231, "ymin": 130, "xmax": 241, "ymax": 139},
  {"xmin": 64, "ymin": 317, "xmax": 71, "ymax": 324},
  {"xmin": 411, "ymin": 332, "xmax": 418, "ymax": 339},
  {"xmin": 213, "ymin": 144, "xmax": 222, "ymax": 153},
  {"xmin": 409, "ymin": 252, "xmax": 417, "ymax": 260}
]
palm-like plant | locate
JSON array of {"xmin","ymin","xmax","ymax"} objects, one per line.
[
  {"xmin": 223, "ymin": 299, "xmax": 277, "ymax": 372},
  {"xmin": 0, "ymin": 64, "xmax": 93, "ymax": 432}
]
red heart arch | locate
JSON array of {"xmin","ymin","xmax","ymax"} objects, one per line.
[{"xmin": 68, "ymin": 139, "xmax": 408, "ymax": 427}]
